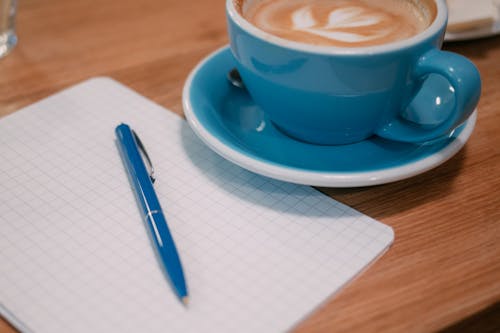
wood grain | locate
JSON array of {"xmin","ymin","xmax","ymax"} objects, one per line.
[{"xmin": 1, "ymin": 1, "xmax": 499, "ymax": 332}]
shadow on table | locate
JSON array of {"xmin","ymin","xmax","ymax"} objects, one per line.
[
  {"xmin": 438, "ymin": 302, "xmax": 500, "ymax": 333},
  {"xmin": 318, "ymin": 145, "xmax": 468, "ymax": 219},
  {"xmin": 444, "ymin": 34, "xmax": 500, "ymax": 59}
]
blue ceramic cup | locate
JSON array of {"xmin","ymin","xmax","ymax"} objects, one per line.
[{"xmin": 226, "ymin": 0, "xmax": 481, "ymax": 145}]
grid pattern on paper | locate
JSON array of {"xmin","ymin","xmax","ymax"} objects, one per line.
[{"xmin": 0, "ymin": 78, "xmax": 394, "ymax": 333}]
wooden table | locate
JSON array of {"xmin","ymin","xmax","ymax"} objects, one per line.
[{"xmin": 1, "ymin": 0, "xmax": 499, "ymax": 332}]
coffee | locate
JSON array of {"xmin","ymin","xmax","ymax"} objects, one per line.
[{"xmin": 237, "ymin": 0, "xmax": 436, "ymax": 47}]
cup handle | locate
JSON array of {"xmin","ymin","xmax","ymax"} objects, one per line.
[{"xmin": 375, "ymin": 48, "xmax": 481, "ymax": 143}]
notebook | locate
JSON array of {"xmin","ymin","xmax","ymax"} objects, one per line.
[{"xmin": 0, "ymin": 77, "xmax": 394, "ymax": 333}]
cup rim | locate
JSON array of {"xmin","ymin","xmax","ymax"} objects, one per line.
[{"xmin": 226, "ymin": 0, "xmax": 448, "ymax": 55}]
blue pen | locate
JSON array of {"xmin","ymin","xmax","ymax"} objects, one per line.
[{"xmin": 115, "ymin": 123, "xmax": 188, "ymax": 305}]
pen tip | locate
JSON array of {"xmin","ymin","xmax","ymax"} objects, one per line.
[{"xmin": 182, "ymin": 296, "xmax": 189, "ymax": 306}]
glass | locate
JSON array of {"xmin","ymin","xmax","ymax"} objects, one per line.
[{"xmin": 0, "ymin": 0, "xmax": 17, "ymax": 58}]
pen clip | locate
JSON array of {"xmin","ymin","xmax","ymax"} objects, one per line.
[{"xmin": 132, "ymin": 130, "xmax": 156, "ymax": 183}]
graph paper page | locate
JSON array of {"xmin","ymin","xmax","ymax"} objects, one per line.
[{"xmin": 0, "ymin": 77, "xmax": 394, "ymax": 333}]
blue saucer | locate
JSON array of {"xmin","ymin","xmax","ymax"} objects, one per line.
[{"xmin": 182, "ymin": 47, "xmax": 476, "ymax": 187}]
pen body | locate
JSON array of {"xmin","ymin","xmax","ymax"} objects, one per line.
[{"xmin": 115, "ymin": 123, "xmax": 188, "ymax": 300}]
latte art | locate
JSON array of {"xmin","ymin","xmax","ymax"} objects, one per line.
[
  {"xmin": 292, "ymin": 6, "xmax": 395, "ymax": 43},
  {"xmin": 239, "ymin": 0, "xmax": 436, "ymax": 47}
]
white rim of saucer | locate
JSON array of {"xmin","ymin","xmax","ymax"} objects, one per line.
[
  {"xmin": 182, "ymin": 46, "xmax": 477, "ymax": 188},
  {"xmin": 226, "ymin": 0, "xmax": 448, "ymax": 55}
]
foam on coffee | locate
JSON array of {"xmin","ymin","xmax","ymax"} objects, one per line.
[{"xmin": 236, "ymin": 0, "xmax": 436, "ymax": 47}]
